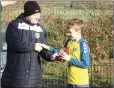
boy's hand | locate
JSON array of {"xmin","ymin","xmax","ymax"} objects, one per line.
[
  {"xmin": 60, "ymin": 52, "xmax": 71, "ymax": 61},
  {"xmin": 41, "ymin": 44, "xmax": 50, "ymax": 50},
  {"xmin": 35, "ymin": 43, "xmax": 43, "ymax": 52}
]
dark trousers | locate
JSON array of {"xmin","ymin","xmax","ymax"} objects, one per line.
[{"xmin": 67, "ymin": 84, "xmax": 89, "ymax": 88}]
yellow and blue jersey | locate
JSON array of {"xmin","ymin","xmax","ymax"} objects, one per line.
[
  {"xmin": 64, "ymin": 38, "xmax": 90, "ymax": 86},
  {"xmin": 49, "ymin": 37, "xmax": 90, "ymax": 86}
]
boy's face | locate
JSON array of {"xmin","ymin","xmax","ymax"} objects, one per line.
[
  {"xmin": 67, "ymin": 27, "xmax": 80, "ymax": 40},
  {"xmin": 27, "ymin": 13, "xmax": 41, "ymax": 24}
]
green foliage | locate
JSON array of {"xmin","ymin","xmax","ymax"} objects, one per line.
[
  {"xmin": 40, "ymin": 3, "xmax": 113, "ymax": 63},
  {"xmin": 85, "ymin": 12, "xmax": 113, "ymax": 62},
  {"xmin": 39, "ymin": 2, "xmax": 113, "ymax": 82},
  {"xmin": 69, "ymin": 1, "xmax": 112, "ymax": 10}
]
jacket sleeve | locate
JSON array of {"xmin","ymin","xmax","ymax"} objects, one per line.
[
  {"xmin": 39, "ymin": 49, "xmax": 53, "ymax": 61},
  {"xmin": 69, "ymin": 42, "xmax": 90, "ymax": 69},
  {"xmin": 39, "ymin": 48, "xmax": 59, "ymax": 61},
  {"xmin": 6, "ymin": 21, "xmax": 35, "ymax": 53}
]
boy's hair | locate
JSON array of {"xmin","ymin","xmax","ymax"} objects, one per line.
[{"xmin": 67, "ymin": 18, "xmax": 84, "ymax": 31}]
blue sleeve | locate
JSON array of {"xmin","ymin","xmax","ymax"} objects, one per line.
[
  {"xmin": 49, "ymin": 47, "xmax": 59, "ymax": 54},
  {"xmin": 39, "ymin": 48, "xmax": 59, "ymax": 61},
  {"xmin": 69, "ymin": 42, "xmax": 90, "ymax": 69},
  {"xmin": 48, "ymin": 39, "xmax": 70, "ymax": 54}
]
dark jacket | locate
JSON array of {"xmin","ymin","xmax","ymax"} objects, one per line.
[{"xmin": 1, "ymin": 13, "xmax": 52, "ymax": 88}]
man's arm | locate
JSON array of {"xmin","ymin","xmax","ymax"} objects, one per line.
[{"xmin": 39, "ymin": 50, "xmax": 53, "ymax": 61}]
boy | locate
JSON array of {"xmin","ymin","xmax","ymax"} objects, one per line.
[{"xmin": 41, "ymin": 18, "xmax": 90, "ymax": 88}]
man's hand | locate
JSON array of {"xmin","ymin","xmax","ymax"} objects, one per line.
[
  {"xmin": 41, "ymin": 44, "xmax": 50, "ymax": 50},
  {"xmin": 35, "ymin": 43, "xmax": 43, "ymax": 52}
]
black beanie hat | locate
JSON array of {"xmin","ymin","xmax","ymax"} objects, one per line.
[{"xmin": 24, "ymin": 1, "xmax": 41, "ymax": 17}]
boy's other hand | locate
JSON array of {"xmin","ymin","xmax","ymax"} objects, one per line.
[{"xmin": 60, "ymin": 52, "xmax": 71, "ymax": 61}]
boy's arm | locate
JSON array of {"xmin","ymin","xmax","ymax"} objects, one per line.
[
  {"xmin": 41, "ymin": 44, "xmax": 59, "ymax": 54},
  {"xmin": 39, "ymin": 42, "xmax": 59, "ymax": 61},
  {"xmin": 40, "ymin": 44, "xmax": 64, "ymax": 62},
  {"xmin": 38, "ymin": 27, "xmax": 59, "ymax": 61},
  {"xmin": 62, "ymin": 42, "xmax": 90, "ymax": 69}
]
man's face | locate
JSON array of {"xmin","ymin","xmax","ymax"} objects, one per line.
[{"xmin": 28, "ymin": 13, "xmax": 41, "ymax": 24}]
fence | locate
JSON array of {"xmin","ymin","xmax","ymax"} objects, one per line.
[{"xmin": 0, "ymin": 1, "xmax": 113, "ymax": 88}]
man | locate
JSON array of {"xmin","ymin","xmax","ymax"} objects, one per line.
[{"xmin": 1, "ymin": 1, "xmax": 53, "ymax": 88}]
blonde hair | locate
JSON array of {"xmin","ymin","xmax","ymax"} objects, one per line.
[{"xmin": 67, "ymin": 18, "xmax": 84, "ymax": 31}]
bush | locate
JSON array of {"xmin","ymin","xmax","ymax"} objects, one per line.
[
  {"xmin": 84, "ymin": 12, "xmax": 113, "ymax": 63},
  {"xmin": 40, "ymin": 4, "xmax": 113, "ymax": 80}
]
